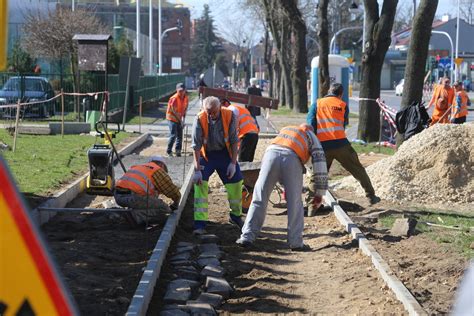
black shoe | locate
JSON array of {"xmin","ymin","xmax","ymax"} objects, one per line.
[
  {"xmin": 367, "ymin": 194, "xmax": 381, "ymax": 205},
  {"xmin": 175, "ymin": 152, "xmax": 182, "ymax": 157},
  {"xmin": 291, "ymin": 244, "xmax": 312, "ymax": 252},
  {"xmin": 236, "ymin": 238, "xmax": 252, "ymax": 247},
  {"xmin": 229, "ymin": 215, "xmax": 244, "ymax": 229}
]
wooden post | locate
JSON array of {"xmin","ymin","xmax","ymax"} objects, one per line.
[
  {"xmin": 139, "ymin": 96, "xmax": 142, "ymax": 134},
  {"xmin": 12, "ymin": 100, "xmax": 21, "ymax": 152},
  {"xmin": 61, "ymin": 89, "xmax": 65, "ymax": 137}
]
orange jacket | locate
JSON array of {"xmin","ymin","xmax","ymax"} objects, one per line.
[
  {"xmin": 115, "ymin": 163, "xmax": 161, "ymax": 196},
  {"xmin": 431, "ymin": 86, "xmax": 454, "ymax": 125},
  {"xmin": 451, "ymin": 90, "xmax": 469, "ymax": 119},
  {"xmin": 198, "ymin": 107, "xmax": 233, "ymax": 161},
  {"xmin": 271, "ymin": 125, "xmax": 310, "ymax": 164},
  {"xmin": 166, "ymin": 93, "xmax": 188, "ymax": 123},
  {"xmin": 233, "ymin": 105, "xmax": 259, "ymax": 138},
  {"xmin": 315, "ymin": 96, "xmax": 346, "ymax": 142}
]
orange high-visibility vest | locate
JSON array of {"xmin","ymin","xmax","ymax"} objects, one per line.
[
  {"xmin": 198, "ymin": 107, "xmax": 233, "ymax": 160},
  {"xmin": 431, "ymin": 87, "xmax": 454, "ymax": 125},
  {"xmin": 315, "ymin": 96, "xmax": 346, "ymax": 142},
  {"xmin": 234, "ymin": 105, "xmax": 259, "ymax": 138},
  {"xmin": 166, "ymin": 93, "xmax": 189, "ymax": 123},
  {"xmin": 271, "ymin": 125, "xmax": 310, "ymax": 164},
  {"xmin": 115, "ymin": 163, "xmax": 160, "ymax": 196},
  {"xmin": 452, "ymin": 90, "xmax": 469, "ymax": 119}
]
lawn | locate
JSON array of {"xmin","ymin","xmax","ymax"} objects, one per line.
[
  {"xmin": 351, "ymin": 142, "xmax": 396, "ymax": 155},
  {"xmin": 0, "ymin": 129, "xmax": 132, "ymax": 195}
]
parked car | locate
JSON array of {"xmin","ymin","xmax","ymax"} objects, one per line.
[
  {"xmin": 0, "ymin": 76, "xmax": 55, "ymax": 118},
  {"xmin": 395, "ymin": 79, "xmax": 404, "ymax": 96}
]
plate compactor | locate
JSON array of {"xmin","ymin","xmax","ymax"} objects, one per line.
[{"xmin": 86, "ymin": 122, "xmax": 122, "ymax": 195}]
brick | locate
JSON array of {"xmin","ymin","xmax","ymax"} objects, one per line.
[
  {"xmin": 160, "ymin": 309, "xmax": 188, "ymax": 316},
  {"xmin": 177, "ymin": 241, "xmax": 195, "ymax": 247},
  {"xmin": 198, "ymin": 243, "xmax": 220, "ymax": 253},
  {"xmin": 171, "ymin": 252, "xmax": 192, "ymax": 262},
  {"xmin": 198, "ymin": 251, "xmax": 222, "ymax": 260},
  {"xmin": 205, "ymin": 276, "xmax": 233, "ymax": 298},
  {"xmin": 163, "ymin": 279, "xmax": 200, "ymax": 304},
  {"xmin": 175, "ymin": 245, "xmax": 195, "ymax": 254},
  {"xmin": 201, "ymin": 265, "xmax": 225, "ymax": 278},
  {"xmin": 171, "ymin": 260, "xmax": 195, "ymax": 267}
]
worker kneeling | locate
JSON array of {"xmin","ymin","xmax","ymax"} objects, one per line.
[
  {"xmin": 191, "ymin": 96, "xmax": 244, "ymax": 235},
  {"xmin": 236, "ymin": 124, "xmax": 328, "ymax": 251},
  {"xmin": 114, "ymin": 156, "xmax": 181, "ymax": 226}
]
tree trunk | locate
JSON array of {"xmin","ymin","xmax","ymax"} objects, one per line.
[
  {"xmin": 280, "ymin": 22, "xmax": 293, "ymax": 108},
  {"xmin": 398, "ymin": 0, "xmax": 438, "ymax": 144},
  {"xmin": 263, "ymin": 28, "xmax": 274, "ymax": 98},
  {"xmin": 317, "ymin": 0, "xmax": 330, "ymax": 97},
  {"xmin": 358, "ymin": 0, "xmax": 399, "ymax": 142},
  {"xmin": 273, "ymin": 60, "xmax": 281, "ymax": 100}
]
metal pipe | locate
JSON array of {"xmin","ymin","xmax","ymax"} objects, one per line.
[
  {"xmin": 432, "ymin": 30, "xmax": 454, "ymax": 83},
  {"xmin": 330, "ymin": 26, "xmax": 363, "ymax": 54},
  {"xmin": 158, "ymin": 0, "xmax": 162, "ymax": 75},
  {"xmin": 136, "ymin": 0, "xmax": 141, "ymax": 58},
  {"xmin": 148, "ymin": 0, "xmax": 153, "ymax": 75}
]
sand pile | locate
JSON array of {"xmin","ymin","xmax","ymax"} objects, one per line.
[{"xmin": 334, "ymin": 123, "xmax": 474, "ymax": 205}]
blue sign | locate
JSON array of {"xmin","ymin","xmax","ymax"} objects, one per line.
[{"xmin": 438, "ymin": 57, "xmax": 452, "ymax": 69}]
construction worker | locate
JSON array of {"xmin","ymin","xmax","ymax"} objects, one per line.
[
  {"xmin": 220, "ymin": 98, "xmax": 259, "ymax": 162},
  {"xmin": 236, "ymin": 123, "xmax": 328, "ymax": 251},
  {"xmin": 246, "ymin": 78, "xmax": 262, "ymax": 128},
  {"xmin": 166, "ymin": 82, "xmax": 188, "ymax": 157},
  {"xmin": 307, "ymin": 82, "xmax": 380, "ymax": 205},
  {"xmin": 114, "ymin": 156, "xmax": 181, "ymax": 226},
  {"xmin": 450, "ymin": 81, "xmax": 470, "ymax": 124},
  {"xmin": 429, "ymin": 77, "xmax": 454, "ymax": 125},
  {"xmin": 191, "ymin": 96, "xmax": 244, "ymax": 234}
]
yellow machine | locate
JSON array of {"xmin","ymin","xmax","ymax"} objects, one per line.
[{"xmin": 86, "ymin": 122, "xmax": 120, "ymax": 195}]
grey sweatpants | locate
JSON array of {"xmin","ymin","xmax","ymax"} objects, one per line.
[
  {"xmin": 114, "ymin": 191, "xmax": 170, "ymax": 224},
  {"xmin": 240, "ymin": 147, "xmax": 305, "ymax": 248}
]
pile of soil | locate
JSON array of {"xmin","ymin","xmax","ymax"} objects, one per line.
[{"xmin": 335, "ymin": 123, "xmax": 474, "ymax": 205}]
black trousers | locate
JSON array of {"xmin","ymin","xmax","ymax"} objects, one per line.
[
  {"xmin": 238, "ymin": 133, "xmax": 259, "ymax": 162},
  {"xmin": 453, "ymin": 116, "xmax": 466, "ymax": 124}
]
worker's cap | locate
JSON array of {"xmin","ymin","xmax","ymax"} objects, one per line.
[
  {"xmin": 149, "ymin": 156, "xmax": 167, "ymax": 171},
  {"xmin": 176, "ymin": 82, "xmax": 185, "ymax": 91},
  {"xmin": 219, "ymin": 98, "xmax": 230, "ymax": 106}
]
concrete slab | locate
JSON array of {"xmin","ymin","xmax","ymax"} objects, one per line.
[
  {"xmin": 184, "ymin": 302, "xmax": 216, "ymax": 316},
  {"xmin": 201, "ymin": 265, "xmax": 225, "ymax": 278},
  {"xmin": 196, "ymin": 293, "xmax": 223, "ymax": 308},
  {"xmin": 49, "ymin": 122, "xmax": 91, "ymax": 134},
  {"xmin": 197, "ymin": 234, "xmax": 219, "ymax": 244},
  {"xmin": 197, "ymin": 258, "xmax": 221, "ymax": 269},
  {"xmin": 205, "ymin": 276, "xmax": 233, "ymax": 299},
  {"xmin": 198, "ymin": 244, "xmax": 220, "ymax": 253}
]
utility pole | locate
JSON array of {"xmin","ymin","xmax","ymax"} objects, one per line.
[
  {"xmin": 148, "ymin": 0, "xmax": 153, "ymax": 75},
  {"xmin": 158, "ymin": 0, "xmax": 162, "ymax": 75},
  {"xmin": 455, "ymin": 0, "xmax": 460, "ymax": 81},
  {"xmin": 136, "ymin": 0, "xmax": 141, "ymax": 58}
]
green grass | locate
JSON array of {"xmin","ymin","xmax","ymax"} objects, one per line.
[
  {"xmin": 269, "ymin": 106, "xmax": 307, "ymax": 118},
  {"xmin": 348, "ymin": 112, "xmax": 359, "ymax": 118},
  {"xmin": 351, "ymin": 143, "xmax": 396, "ymax": 155},
  {"xmin": 379, "ymin": 213, "xmax": 474, "ymax": 258},
  {"xmin": 0, "ymin": 129, "xmax": 132, "ymax": 195}
]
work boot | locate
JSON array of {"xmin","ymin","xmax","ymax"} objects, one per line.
[
  {"xmin": 175, "ymin": 151, "xmax": 182, "ymax": 157},
  {"xmin": 229, "ymin": 214, "xmax": 245, "ymax": 229},
  {"xmin": 290, "ymin": 243, "xmax": 312, "ymax": 252},
  {"xmin": 367, "ymin": 194, "xmax": 381, "ymax": 205},
  {"xmin": 167, "ymin": 151, "xmax": 173, "ymax": 157},
  {"xmin": 235, "ymin": 237, "xmax": 252, "ymax": 248}
]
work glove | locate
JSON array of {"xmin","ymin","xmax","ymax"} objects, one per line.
[
  {"xmin": 226, "ymin": 162, "xmax": 236, "ymax": 179},
  {"xmin": 312, "ymin": 195, "xmax": 323, "ymax": 210},
  {"xmin": 193, "ymin": 170, "xmax": 203, "ymax": 185}
]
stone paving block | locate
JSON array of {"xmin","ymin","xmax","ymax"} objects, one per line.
[
  {"xmin": 160, "ymin": 309, "xmax": 189, "ymax": 316},
  {"xmin": 164, "ymin": 279, "xmax": 201, "ymax": 304},
  {"xmin": 196, "ymin": 292, "xmax": 223, "ymax": 308},
  {"xmin": 175, "ymin": 245, "xmax": 195, "ymax": 254},
  {"xmin": 171, "ymin": 259, "xmax": 195, "ymax": 267},
  {"xmin": 391, "ymin": 218, "xmax": 417, "ymax": 237},
  {"xmin": 201, "ymin": 265, "xmax": 225, "ymax": 278},
  {"xmin": 198, "ymin": 250, "xmax": 222, "ymax": 260},
  {"xmin": 175, "ymin": 268, "xmax": 200, "ymax": 281},
  {"xmin": 197, "ymin": 257, "xmax": 221, "ymax": 269},
  {"xmin": 205, "ymin": 276, "xmax": 233, "ymax": 298},
  {"xmin": 184, "ymin": 302, "xmax": 217, "ymax": 315},
  {"xmin": 171, "ymin": 252, "xmax": 192, "ymax": 262},
  {"xmin": 177, "ymin": 241, "xmax": 195, "ymax": 247},
  {"xmin": 198, "ymin": 243, "xmax": 220, "ymax": 253},
  {"xmin": 198, "ymin": 234, "xmax": 219, "ymax": 244}
]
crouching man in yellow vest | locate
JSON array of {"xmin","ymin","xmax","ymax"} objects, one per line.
[
  {"xmin": 236, "ymin": 124, "xmax": 328, "ymax": 251},
  {"xmin": 114, "ymin": 156, "xmax": 181, "ymax": 226},
  {"xmin": 191, "ymin": 96, "xmax": 244, "ymax": 235}
]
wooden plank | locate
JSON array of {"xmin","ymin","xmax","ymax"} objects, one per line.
[{"xmin": 199, "ymin": 87, "xmax": 279, "ymax": 109}]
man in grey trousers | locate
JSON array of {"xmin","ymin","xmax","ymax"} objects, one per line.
[{"xmin": 236, "ymin": 123, "xmax": 328, "ymax": 251}]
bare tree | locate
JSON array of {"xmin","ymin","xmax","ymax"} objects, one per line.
[
  {"xmin": 357, "ymin": 0, "xmax": 398, "ymax": 142},
  {"xmin": 393, "ymin": 2, "xmax": 414, "ymax": 32},
  {"xmin": 317, "ymin": 0, "xmax": 330, "ymax": 97},
  {"xmin": 452, "ymin": 0, "xmax": 474, "ymax": 24}
]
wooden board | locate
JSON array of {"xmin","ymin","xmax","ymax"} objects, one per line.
[{"xmin": 199, "ymin": 87, "xmax": 279, "ymax": 110}]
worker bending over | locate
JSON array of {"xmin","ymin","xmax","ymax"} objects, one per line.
[
  {"xmin": 451, "ymin": 81, "xmax": 470, "ymax": 124},
  {"xmin": 236, "ymin": 123, "xmax": 328, "ymax": 251},
  {"xmin": 191, "ymin": 96, "xmax": 244, "ymax": 234},
  {"xmin": 428, "ymin": 77, "xmax": 454, "ymax": 125},
  {"xmin": 220, "ymin": 98, "xmax": 259, "ymax": 162},
  {"xmin": 166, "ymin": 83, "xmax": 189, "ymax": 157},
  {"xmin": 307, "ymin": 83, "xmax": 380, "ymax": 205},
  {"xmin": 114, "ymin": 156, "xmax": 181, "ymax": 226}
]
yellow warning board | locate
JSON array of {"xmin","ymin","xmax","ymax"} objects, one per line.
[
  {"xmin": 0, "ymin": 0, "xmax": 7, "ymax": 71},
  {"xmin": 454, "ymin": 57, "xmax": 463, "ymax": 66},
  {"xmin": 347, "ymin": 57, "xmax": 353, "ymax": 64},
  {"xmin": 0, "ymin": 157, "xmax": 77, "ymax": 316}
]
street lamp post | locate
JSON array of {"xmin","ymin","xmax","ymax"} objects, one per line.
[
  {"xmin": 455, "ymin": 0, "xmax": 460, "ymax": 81},
  {"xmin": 158, "ymin": 0, "xmax": 162, "ymax": 75},
  {"xmin": 136, "ymin": 0, "xmax": 141, "ymax": 58},
  {"xmin": 330, "ymin": 26, "xmax": 363, "ymax": 54},
  {"xmin": 432, "ymin": 30, "xmax": 455, "ymax": 83},
  {"xmin": 148, "ymin": 0, "xmax": 153, "ymax": 75}
]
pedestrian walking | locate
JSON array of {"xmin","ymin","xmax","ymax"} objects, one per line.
[
  {"xmin": 450, "ymin": 81, "xmax": 470, "ymax": 124},
  {"xmin": 191, "ymin": 96, "xmax": 244, "ymax": 234},
  {"xmin": 236, "ymin": 123, "xmax": 328, "ymax": 251},
  {"xmin": 307, "ymin": 83, "xmax": 380, "ymax": 205},
  {"xmin": 166, "ymin": 83, "xmax": 188, "ymax": 157},
  {"xmin": 246, "ymin": 78, "xmax": 262, "ymax": 128}
]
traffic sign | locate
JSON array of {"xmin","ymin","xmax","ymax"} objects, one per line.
[
  {"xmin": 454, "ymin": 58, "xmax": 463, "ymax": 66},
  {"xmin": 0, "ymin": 157, "xmax": 77, "ymax": 315},
  {"xmin": 347, "ymin": 57, "xmax": 354, "ymax": 64},
  {"xmin": 0, "ymin": 0, "xmax": 7, "ymax": 70}
]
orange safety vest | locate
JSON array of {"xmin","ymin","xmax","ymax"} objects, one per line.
[
  {"xmin": 271, "ymin": 125, "xmax": 310, "ymax": 164},
  {"xmin": 315, "ymin": 96, "xmax": 346, "ymax": 142},
  {"xmin": 166, "ymin": 93, "xmax": 188, "ymax": 123},
  {"xmin": 115, "ymin": 163, "xmax": 160, "ymax": 196},
  {"xmin": 233, "ymin": 105, "xmax": 259, "ymax": 138},
  {"xmin": 198, "ymin": 107, "xmax": 233, "ymax": 161},
  {"xmin": 431, "ymin": 86, "xmax": 454, "ymax": 125},
  {"xmin": 452, "ymin": 90, "xmax": 469, "ymax": 119}
]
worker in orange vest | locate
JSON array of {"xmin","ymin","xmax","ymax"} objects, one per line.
[
  {"xmin": 236, "ymin": 124, "xmax": 328, "ymax": 251},
  {"xmin": 429, "ymin": 77, "xmax": 454, "ymax": 125},
  {"xmin": 220, "ymin": 98, "xmax": 259, "ymax": 162},
  {"xmin": 166, "ymin": 83, "xmax": 189, "ymax": 157},
  {"xmin": 114, "ymin": 156, "xmax": 181, "ymax": 226},
  {"xmin": 191, "ymin": 96, "xmax": 244, "ymax": 234},
  {"xmin": 307, "ymin": 83, "xmax": 379, "ymax": 205},
  {"xmin": 450, "ymin": 81, "xmax": 470, "ymax": 124}
]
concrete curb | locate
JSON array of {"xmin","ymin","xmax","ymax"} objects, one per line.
[
  {"xmin": 126, "ymin": 166, "xmax": 195, "ymax": 316},
  {"xmin": 324, "ymin": 191, "xmax": 427, "ymax": 316},
  {"xmin": 33, "ymin": 133, "xmax": 150, "ymax": 225}
]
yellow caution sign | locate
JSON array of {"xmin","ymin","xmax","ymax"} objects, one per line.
[
  {"xmin": 0, "ymin": 157, "xmax": 77, "ymax": 316},
  {"xmin": 0, "ymin": 0, "xmax": 7, "ymax": 70},
  {"xmin": 454, "ymin": 57, "xmax": 463, "ymax": 66},
  {"xmin": 347, "ymin": 57, "xmax": 353, "ymax": 64}
]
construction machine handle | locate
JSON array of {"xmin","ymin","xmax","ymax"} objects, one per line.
[{"xmin": 95, "ymin": 121, "xmax": 120, "ymax": 138}]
